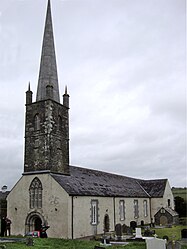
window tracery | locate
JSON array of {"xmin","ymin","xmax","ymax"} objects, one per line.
[{"xmin": 29, "ymin": 177, "xmax": 42, "ymax": 209}]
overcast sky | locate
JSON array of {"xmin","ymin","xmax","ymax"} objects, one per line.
[{"xmin": 0, "ymin": 0, "xmax": 186, "ymax": 190}]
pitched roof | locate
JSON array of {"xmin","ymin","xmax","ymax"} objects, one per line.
[
  {"xmin": 164, "ymin": 207, "xmax": 179, "ymax": 216},
  {"xmin": 137, "ymin": 179, "xmax": 167, "ymax": 197},
  {"xmin": 155, "ymin": 207, "xmax": 179, "ymax": 217},
  {"xmin": 51, "ymin": 166, "xmax": 167, "ymax": 198}
]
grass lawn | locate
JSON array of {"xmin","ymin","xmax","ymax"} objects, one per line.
[
  {"xmin": 154, "ymin": 225, "xmax": 187, "ymax": 241},
  {"xmin": 1, "ymin": 226, "xmax": 187, "ymax": 249},
  {"xmin": 1, "ymin": 238, "xmax": 146, "ymax": 249}
]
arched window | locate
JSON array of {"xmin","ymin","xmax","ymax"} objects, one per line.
[
  {"xmin": 57, "ymin": 115, "xmax": 62, "ymax": 130},
  {"xmin": 29, "ymin": 177, "xmax": 42, "ymax": 209},
  {"xmin": 34, "ymin": 114, "xmax": 40, "ymax": 131}
]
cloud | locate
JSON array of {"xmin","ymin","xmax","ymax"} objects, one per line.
[{"xmin": 0, "ymin": 0, "xmax": 186, "ymax": 189}]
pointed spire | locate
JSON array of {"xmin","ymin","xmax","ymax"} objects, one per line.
[
  {"xmin": 26, "ymin": 82, "xmax": 33, "ymax": 104},
  {"xmin": 28, "ymin": 82, "xmax": 31, "ymax": 91},
  {"xmin": 36, "ymin": 0, "xmax": 60, "ymax": 103},
  {"xmin": 63, "ymin": 85, "xmax": 69, "ymax": 108}
]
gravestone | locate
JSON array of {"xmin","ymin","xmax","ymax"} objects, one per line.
[
  {"xmin": 167, "ymin": 241, "xmax": 181, "ymax": 249},
  {"xmin": 146, "ymin": 237, "xmax": 166, "ymax": 249},
  {"xmin": 144, "ymin": 228, "xmax": 152, "ymax": 237},
  {"xmin": 135, "ymin": 228, "xmax": 142, "ymax": 238},
  {"xmin": 175, "ymin": 242, "xmax": 182, "ymax": 249},
  {"xmin": 25, "ymin": 237, "xmax": 34, "ymax": 246},
  {"xmin": 122, "ymin": 224, "xmax": 128, "ymax": 234},
  {"xmin": 181, "ymin": 229, "xmax": 187, "ymax": 239},
  {"xmin": 122, "ymin": 224, "xmax": 133, "ymax": 235},
  {"xmin": 101, "ymin": 236, "xmax": 110, "ymax": 245},
  {"xmin": 126, "ymin": 227, "xmax": 133, "ymax": 235},
  {"xmin": 130, "ymin": 221, "xmax": 137, "ymax": 230},
  {"xmin": 115, "ymin": 223, "xmax": 122, "ymax": 240},
  {"xmin": 141, "ymin": 220, "xmax": 144, "ymax": 226}
]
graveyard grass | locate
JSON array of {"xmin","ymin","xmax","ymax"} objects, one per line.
[
  {"xmin": 1, "ymin": 238, "xmax": 187, "ymax": 249},
  {"xmin": 154, "ymin": 225, "xmax": 187, "ymax": 241},
  {"xmin": 0, "ymin": 238, "xmax": 146, "ymax": 249},
  {"xmin": 1, "ymin": 225, "xmax": 187, "ymax": 249}
]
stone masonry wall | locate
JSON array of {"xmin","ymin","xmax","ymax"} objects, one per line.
[{"xmin": 24, "ymin": 99, "xmax": 69, "ymax": 174}]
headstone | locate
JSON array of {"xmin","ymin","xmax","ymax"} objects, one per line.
[
  {"xmin": 167, "ymin": 241, "xmax": 181, "ymax": 249},
  {"xmin": 130, "ymin": 221, "xmax": 137, "ymax": 230},
  {"xmin": 166, "ymin": 241, "xmax": 172, "ymax": 249},
  {"xmin": 144, "ymin": 228, "xmax": 151, "ymax": 237},
  {"xmin": 25, "ymin": 237, "xmax": 34, "ymax": 246},
  {"xmin": 122, "ymin": 224, "xmax": 128, "ymax": 234},
  {"xmin": 101, "ymin": 236, "xmax": 110, "ymax": 245},
  {"xmin": 126, "ymin": 227, "xmax": 133, "ymax": 235},
  {"xmin": 115, "ymin": 223, "xmax": 122, "ymax": 240},
  {"xmin": 181, "ymin": 229, "xmax": 187, "ymax": 239},
  {"xmin": 135, "ymin": 228, "xmax": 142, "ymax": 238},
  {"xmin": 141, "ymin": 220, "xmax": 144, "ymax": 226},
  {"xmin": 146, "ymin": 237, "xmax": 166, "ymax": 249}
]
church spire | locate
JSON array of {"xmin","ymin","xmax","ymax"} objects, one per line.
[{"xmin": 36, "ymin": 0, "xmax": 60, "ymax": 103}]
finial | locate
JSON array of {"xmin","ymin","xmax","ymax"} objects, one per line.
[
  {"xmin": 28, "ymin": 82, "xmax": 31, "ymax": 91},
  {"xmin": 26, "ymin": 82, "xmax": 33, "ymax": 104},
  {"xmin": 65, "ymin": 85, "xmax": 68, "ymax": 95},
  {"xmin": 63, "ymin": 85, "xmax": 69, "ymax": 108}
]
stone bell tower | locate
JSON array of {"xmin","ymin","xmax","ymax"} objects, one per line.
[{"xmin": 24, "ymin": 0, "xmax": 69, "ymax": 174}]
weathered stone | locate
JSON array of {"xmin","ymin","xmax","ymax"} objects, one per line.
[{"xmin": 24, "ymin": 98, "xmax": 69, "ymax": 174}]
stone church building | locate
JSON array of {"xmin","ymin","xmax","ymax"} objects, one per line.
[{"xmin": 7, "ymin": 0, "xmax": 175, "ymax": 239}]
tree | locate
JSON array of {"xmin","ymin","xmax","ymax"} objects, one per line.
[{"xmin": 174, "ymin": 196, "xmax": 187, "ymax": 217}]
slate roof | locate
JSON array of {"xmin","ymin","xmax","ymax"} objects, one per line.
[
  {"xmin": 137, "ymin": 179, "xmax": 167, "ymax": 197},
  {"xmin": 155, "ymin": 207, "xmax": 179, "ymax": 217},
  {"xmin": 51, "ymin": 166, "xmax": 167, "ymax": 198},
  {"xmin": 164, "ymin": 207, "xmax": 179, "ymax": 216}
]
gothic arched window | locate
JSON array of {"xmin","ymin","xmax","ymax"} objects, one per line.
[
  {"xmin": 34, "ymin": 114, "xmax": 40, "ymax": 131},
  {"xmin": 57, "ymin": 115, "xmax": 62, "ymax": 131},
  {"xmin": 29, "ymin": 177, "xmax": 42, "ymax": 209}
]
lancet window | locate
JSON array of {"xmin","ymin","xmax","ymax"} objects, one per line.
[
  {"xmin": 29, "ymin": 177, "xmax": 42, "ymax": 209},
  {"xmin": 34, "ymin": 114, "xmax": 40, "ymax": 131}
]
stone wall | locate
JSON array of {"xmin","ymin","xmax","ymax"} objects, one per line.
[{"xmin": 24, "ymin": 99, "xmax": 69, "ymax": 174}]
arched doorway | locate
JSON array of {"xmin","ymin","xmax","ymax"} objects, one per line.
[
  {"xmin": 25, "ymin": 212, "xmax": 45, "ymax": 233},
  {"xmin": 34, "ymin": 217, "xmax": 42, "ymax": 231},
  {"xmin": 104, "ymin": 214, "xmax": 110, "ymax": 233},
  {"xmin": 160, "ymin": 216, "xmax": 168, "ymax": 226}
]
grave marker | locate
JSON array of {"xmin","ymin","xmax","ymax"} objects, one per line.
[
  {"xmin": 115, "ymin": 223, "xmax": 122, "ymax": 240},
  {"xmin": 135, "ymin": 228, "xmax": 142, "ymax": 238},
  {"xmin": 146, "ymin": 237, "xmax": 166, "ymax": 249}
]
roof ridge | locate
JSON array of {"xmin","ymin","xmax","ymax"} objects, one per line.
[{"xmin": 68, "ymin": 165, "xmax": 143, "ymax": 181}]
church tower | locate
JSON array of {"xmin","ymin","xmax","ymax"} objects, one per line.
[{"xmin": 24, "ymin": 0, "xmax": 69, "ymax": 174}]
